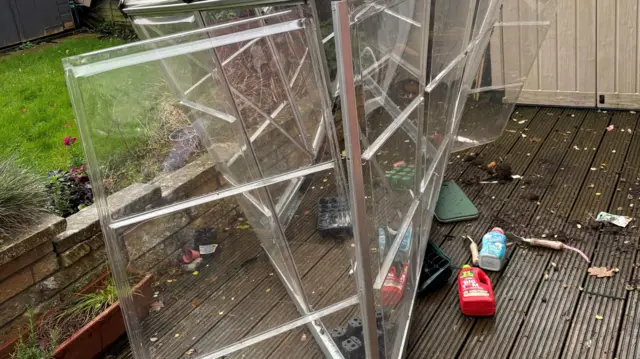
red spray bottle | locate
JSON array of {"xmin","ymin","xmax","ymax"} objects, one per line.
[{"xmin": 457, "ymin": 265, "xmax": 495, "ymax": 316}]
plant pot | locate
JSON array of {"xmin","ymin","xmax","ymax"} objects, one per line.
[
  {"xmin": 169, "ymin": 126, "xmax": 200, "ymax": 155},
  {"xmin": 0, "ymin": 273, "xmax": 153, "ymax": 359}
]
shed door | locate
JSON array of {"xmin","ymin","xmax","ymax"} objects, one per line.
[
  {"xmin": 596, "ymin": 0, "xmax": 640, "ymax": 109},
  {"xmin": 515, "ymin": 0, "xmax": 640, "ymax": 109}
]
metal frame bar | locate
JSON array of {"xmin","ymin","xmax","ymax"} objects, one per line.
[
  {"xmin": 109, "ymin": 161, "xmax": 334, "ymax": 229},
  {"xmin": 70, "ymin": 19, "xmax": 305, "ymax": 78},
  {"xmin": 333, "ymin": 2, "xmax": 380, "ymax": 358},
  {"xmin": 198, "ymin": 295, "xmax": 359, "ymax": 359},
  {"xmin": 123, "ymin": 0, "xmax": 304, "ymax": 16}
]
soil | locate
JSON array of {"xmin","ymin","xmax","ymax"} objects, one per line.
[{"xmin": 525, "ymin": 193, "xmax": 540, "ymax": 201}]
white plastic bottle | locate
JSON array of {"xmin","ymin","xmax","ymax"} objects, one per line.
[{"xmin": 478, "ymin": 227, "xmax": 507, "ymax": 271}]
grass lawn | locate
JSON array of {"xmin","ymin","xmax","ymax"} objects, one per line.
[{"xmin": 0, "ymin": 34, "xmax": 126, "ymax": 174}]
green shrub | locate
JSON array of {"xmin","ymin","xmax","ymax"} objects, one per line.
[
  {"xmin": 11, "ymin": 309, "xmax": 58, "ymax": 359},
  {"xmin": 0, "ymin": 158, "xmax": 48, "ymax": 236}
]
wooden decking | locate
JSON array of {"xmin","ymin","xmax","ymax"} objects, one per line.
[{"xmin": 110, "ymin": 106, "xmax": 640, "ymax": 359}]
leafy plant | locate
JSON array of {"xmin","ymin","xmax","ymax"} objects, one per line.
[
  {"xmin": 46, "ymin": 136, "xmax": 93, "ymax": 217},
  {"xmin": 46, "ymin": 169, "xmax": 93, "ymax": 217},
  {"xmin": 11, "ymin": 309, "xmax": 58, "ymax": 359},
  {"xmin": 0, "ymin": 157, "xmax": 48, "ymax": 236},
  {"xmin": 18, "ymin": 42, "xmax": 34, "ymax": 50},
  {"xmin": 61, "ymin": 278, "xmax": 118, "ymax": 324}
]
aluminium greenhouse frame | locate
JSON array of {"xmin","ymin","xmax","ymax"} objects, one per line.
[{"xmin": 63, "ymin": 0, "xmax": 557, "ymax": 356}]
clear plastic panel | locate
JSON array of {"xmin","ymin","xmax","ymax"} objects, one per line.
[
  {"xmin": 453, "ymin": 0, "xmax": 557, "ymax": 151},
  {"xmin": 65, "ymin": 15, "xmax": 354, "ymax": 359},
  {"xmin": 334, "ymin": 0, "xmax": 476, "ymax": 356}
]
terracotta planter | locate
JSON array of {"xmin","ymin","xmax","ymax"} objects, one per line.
[{"xmin": 0, "ymin": 273, "xmax": 153, "ymax": 359}]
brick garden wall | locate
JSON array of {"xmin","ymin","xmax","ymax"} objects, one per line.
[{"xmin": 0, "ymin": 156, "xmax": 222, "ymax": 345}]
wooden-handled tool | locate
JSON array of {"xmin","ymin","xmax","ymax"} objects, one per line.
[
  {"xmin": 466, "ymin": 236, "xmax": 479, "ymax": 265},
  {"xmin": 505, "ymin": 232, "xmax": 590, "ymax": 263}
]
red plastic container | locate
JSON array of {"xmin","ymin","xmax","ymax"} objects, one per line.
[{"xmin": 457, "ymin": 265, "xmax": 495, "ymax": 316}]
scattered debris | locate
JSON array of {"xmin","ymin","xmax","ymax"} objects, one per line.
[
  {"xmin": 606, "ymin": 125, "xmax": 615, "ymax": 131},
  {"xmin": 462, "ymin": 152, "xmax": 479, "ymax": 162},
  {"xmin": 518, "ymin": 120, "xmax": 527, "ymax": 124},
  {"xmin": 628, "ymin": 128, "xmax": 633, "ymax": 134},
  {"xmin": 574, "ymin": 145, "xmax": 580, "ymax": 150},
  {"xmin": 529, "ymin": 137, "xmax": 543, "ymax": 142},
  {"xmin": 186, "ymin": 349, "xmax": 195, "ymax": 355},
  {"xmin": 175, "ymin": 333, "xmax": 180, "ymax": 338},
  {"xmin": 521, "ymin": 133, "xmax": 527, "ymax": 138},
  {"xmin": 595, "ymin": 212, "xmax": 633, "ymax": 227},
  {"xmin": 300, "ymin": 334, "xmax": 307, "ymax": 342},
  {"xmin": 543, "ymin": 272, "xmax": 550, "ymax": 281},
  {"xmin": 150, "ymin": 301, "xmax": 164, "ymax": 312},
  {"xmin": 625, "ymin": 284, "xmax": 636, "ymax": 291},
  {"xmin": 487, "ymin": 161, "xmax": 497, "ymax": 169},
  {"xmin": 576, "ymin": 224, "xmax": 582, "ymax": 229},
  {"xmin": 525, "ymin": 193, "xmax": 540, "ymax": 201},
  {"xmin": 266, "ymin": 288, "xmax": 271, "ymax": 293},
  {"xmin": 587, "ymin": 267, "xmax": 618, "ymax": 278},
  {"xmin": 595, "ymin": 314, "xmax": 604, "ymax": 320},
  {"xmin": 150, "ymin": 337, "xmax": 158, "ymax": 342}
]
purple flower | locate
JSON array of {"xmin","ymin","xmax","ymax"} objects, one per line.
[
  {"xmin": 63, "ymin": 136, "xmax": 77, "ymax": 146},
  {"xmin": 70, "ymin": 168, "xmax": 76, "ymax": 173}
]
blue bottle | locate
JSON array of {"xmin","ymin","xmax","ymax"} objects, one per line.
[{"xmin": 478, "ymin": 227, "xmax": 507, "ymax": 271}]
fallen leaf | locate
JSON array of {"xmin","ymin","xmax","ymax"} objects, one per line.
[
  {"xmin": 606, "ymin": 125, "xmax": 615, "ymax": 131},
  {"xmin": 193, "ymin": 271, "xmax": 199, "ymax": 276},
  {"xmin": 521, "ymin": 133, "xmax": 527, "ymax": 138},
  {"xmin": 588, "ymin": 267, "xmax": 616, "ymax": 277},
  {"xmin": 266, "ymin": 288, "xmax": 271, "ymax": 293},
  {"xmin": 595, "ymin": 314, "xmax": 604, "ymax": 320},
  {"xmin": 518, "ymin": 120, "xmax": 527, "ymax": 124},
  {"xmin": 574, "ymin": 145, "xmax": 580, "ymax": 150},
  {"xmin": 186, "ymin": 348, "xmax": 195, "ymax": 355},
  {"xmin": 529, "ymin": 137, "xmax": 543, "ymax": 142},
  {"xmin": 562, "ymin": 283, "xmax": 568, "ymax": 288},
  {"xmin": 150, "ymin": 337, "xmax": 158, "ymax": 342},
  {"xmin": 595, "ymin": 193, "xmax": 601, "ymax": 196},
  {"xmin": 150, "ymin": 301, "xmax": 164, "ymax": 312},
  {"xmin": 487, "ymin": 161, "xmax": 496, "ymax": 169},
  {"xmin": 175, "ymin": 333, "xmax": 181, "ymax": 338},
  {"xmin": 191, "ymin": 299, "xmax": 202, "ymax": 308},
  {"xmin": 300, "ymin": 334, "xmax": 307, "ymax": 342},
  {"xmin": 625, "ymin": 284, "xmax": 635, "ymax": 291},
  {"xmin": 218, "ymin": 311, "xmax": 224, "ymax": 315},
  {"xmin": 236, "ymin": 224, "xmax": 250, "ymax": 229},
  {"xmin": 322, "ymin": 178, "xmax": 328, "ymax": 182},
  {"xmin": 543, "ymin": 272, "xmax": 550, "ymax": 281}
]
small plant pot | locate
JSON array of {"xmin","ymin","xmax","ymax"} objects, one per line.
[
  {"xmin": 169, "ymin": 126, "xmax": 200, "ymax": 154},
  {"xmin": 0, "ymin": 272, "xmax": 153, "ymax": 359}
]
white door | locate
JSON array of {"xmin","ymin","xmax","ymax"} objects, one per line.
[
  {"xmin": 515, "ymin": 0, "xmax": 640, "ymax": 109},
  {"xmin": 596, "ymin": 0, "xmax": 640, "ymax": 109}
]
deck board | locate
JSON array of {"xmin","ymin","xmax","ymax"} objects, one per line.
[{"xmin": 110, "ymin": 107, "xmax": 640, "ymax": 359}]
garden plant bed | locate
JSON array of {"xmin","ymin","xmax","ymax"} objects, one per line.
[{"xmin": 0, "ymin": 272, "xmax": 153, "ymax": 359}]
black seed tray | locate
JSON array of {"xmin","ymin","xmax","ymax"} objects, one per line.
[
  {"xmin": 416, "ymin": 241, "xmax": 452, "ymax": 295},
  {"xmin": 317, "ymin": 197, "xmax": 352, "ymax": 237}
]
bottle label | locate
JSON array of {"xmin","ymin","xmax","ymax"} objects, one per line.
[
  {"xmin": 199, "ymin": 243, "xmax": 218, "ymax": 255},
  {"xmin": 479, "ymin": 232, "xmax": 506, "ymax": 259},
  {"xmin": 400, "ymin": 227, "xmax": 412, "ymax": 252},
  {"xmin": 460, "ymin": 277, "xmax": 489, "ymax": 297}
]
